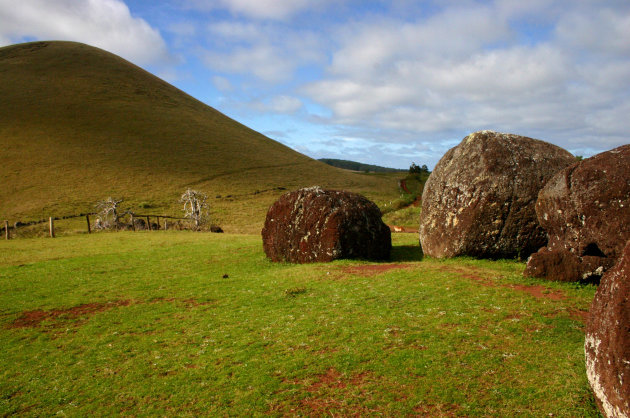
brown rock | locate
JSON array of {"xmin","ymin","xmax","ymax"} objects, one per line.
[
  {"xmin": 524, "ymin": 247, "xmax": 615, "ymax": 283},
  {"xmin": 585, "ymin": 240, "xmax": 630, "ymax": 417},
  {"xmin": 525, "ymin": 144, "xmax": 630, "ymax": 282},
  {"xmin": 261, "ymin": 186, "xmax": 391, "ymax": 263},
  {"xmin": 419, "ymin": 130, "xmax": 575, "ymax": 259},
  {"xmin": 210, "ymin": 225, "xmax": 224, "ymax": 233}
]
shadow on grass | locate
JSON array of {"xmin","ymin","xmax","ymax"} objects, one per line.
[{"xmin": 390, "ymin": 244, "xmax": 424, "ymax": 262}]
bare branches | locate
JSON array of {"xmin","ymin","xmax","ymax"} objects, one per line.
[
  {"xmin": 180, "ymin": 189, "xmax": 208, "ymax": 229},
  {"xmin": 95, "ymin": 197, "xmax": 123, "ymax": 230}
]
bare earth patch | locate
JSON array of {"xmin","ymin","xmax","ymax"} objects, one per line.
[
  {"xmin": 435, "ymin": 265, "xmax": 567, "ymax": 301},
  {"xmin": 7, "ymin": 300, "xmax": 132, "ymax": 329},
  {"xmin": 438, "ymin": 266, "xmax": 592, "ymax": 324},
  {"xmin": 271, "ymin": 368, "xmax": 383, "ymax": 416},
  {"xmin": 6, "ymin": 298, "xmax": 215, "ymax": 329}
]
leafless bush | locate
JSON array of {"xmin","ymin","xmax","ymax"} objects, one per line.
[
  {"xmin": 180, "ymin": 189, "xmax": 208, "ymax": 230},
  {"xmin": 95, "ymin": 197, "xmax": 123, "ymax": 230}
]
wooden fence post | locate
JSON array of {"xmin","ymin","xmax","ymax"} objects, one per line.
[
  {"xmin": 164, "ymin": 219, "xmax": 168, "ymax": 230},
  {"xmin": 156, "ymin": 216, "xmax": 161, "ymax": 230},
  {"xmin": 49, "ymin": 217, "xmax": 55, "ymax": 238},
  {"xmin": 130, "ymin": 214, "xmax": 136, "ymax": 231},
  {"xmin": 4, "ymin": 220, "xmax": 8, "ymax": 240},
  {"xmin": 86, "ymin": 214, "xmax": 91, "ymax": 234},
  {"xmin": 146, "ymin": 216, "xmax": 151, "ymax": 231}
]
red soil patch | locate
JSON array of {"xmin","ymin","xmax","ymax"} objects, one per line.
[
  {"xmin": 508, "ymin": 284, "xmax": 565, "ymax": 301},
  {"xmin": 306, "ymin": 368, "xmax": 346, "ymax": 392},
  {"xmin": 8, "ymin": 300, "xmax": 132, "ymax": 329},
  {"xmin": 278, "ymin": 368, "xmax": 379, "ymax": 416},
  {"xmin": 400, "ymin": 179, "xmax": 410, "ymax": 194},
  {"xmin": 436, "ymin": 266, "xmax": 567, "ymax": 301},
  {"xmin": 6, "ymin": 297, "xmax": 214, "ymax": 330},
  {"xmin": 343, "ymin": 263, "xmax": 412, "ymax": 276}
]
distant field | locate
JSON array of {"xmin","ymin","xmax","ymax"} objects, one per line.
[{"xmin": 0, "ymin": 232, "xmax": 599, "ymax": 416}]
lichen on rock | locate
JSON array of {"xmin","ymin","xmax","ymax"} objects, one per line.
[
  {"xmin": 585, "ymin": 240, "xmax": 630, "ymax": 417},
  {"xmin": 262, "ymin": 187, "xmax": 391, "ymax": 263},
  {"xmin": 419, "ymin": 130, "xmax": 575, "ymax": 259}
]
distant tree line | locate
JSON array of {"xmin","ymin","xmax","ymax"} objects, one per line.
[
  {"xmin": 408, "ymin": 162, "xmax": 430, "ymax": 175},
  {"xmin": 318, "ymin": 158, "xmax": 407, "ymax": 173}
]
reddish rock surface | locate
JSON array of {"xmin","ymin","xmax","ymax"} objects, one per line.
[
  {"xmin": 525, "ymin": 144, "xmax": 630, "ymax": 282},
  {"xmin": 585, "ymin": 240, "xmax": 630, "ymax": 417},
  {"xmin": 262, "ymin": 187, "xmax": 391, "ymax": 263},
  {"xmin": 419, "ymin": 130, "xmax": 575, "ymax": 259}
]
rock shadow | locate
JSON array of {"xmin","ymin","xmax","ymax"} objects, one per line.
[{"xmin": 390, "ymin": 244, "xmax": 424, "ymax": 262}]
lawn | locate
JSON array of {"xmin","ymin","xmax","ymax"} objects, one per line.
[{"xmin": 0, "ymin": 232, "xmax": 599, "ymax": 416}]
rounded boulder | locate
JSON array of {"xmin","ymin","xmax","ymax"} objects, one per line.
[
  {"xmin": 585, "ymin": 240, "xmax": 630, "ymax": 417},
  {"xmin": 419, "ymin": 130, "xmax": 575, "ymax": 259},
  {"xmin": 525, "ymin": 144, "xmax": 630, "ymax": 282},
  {"xmin": 262, "ymin": 186, "xmax": 391, "ymax": 263}
]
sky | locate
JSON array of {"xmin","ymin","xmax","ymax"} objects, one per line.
[{"xmin": 1, "ymin": 0, "xmax": 629, "ymax": 169}]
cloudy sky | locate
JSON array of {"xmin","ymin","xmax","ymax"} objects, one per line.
[{"xmin": 1, "ymin": 0, "xmax": 629, "ymax": 168}]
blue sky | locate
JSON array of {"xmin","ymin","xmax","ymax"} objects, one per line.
[{"xmin": 1, "ymin": 0, "xmax": 629, "ymax": 169}]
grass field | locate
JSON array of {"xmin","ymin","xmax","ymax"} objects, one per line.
[{"xmin": 0, "ymin": 232, "xmax": 599, "ymax": 416}]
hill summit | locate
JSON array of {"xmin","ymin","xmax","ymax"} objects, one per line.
[{"xmin": 0, "ymin": 41, "xmax": 395, "ymax": 232}]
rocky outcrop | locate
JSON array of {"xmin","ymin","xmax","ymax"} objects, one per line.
[
  {"xmin": 261, "ymin": 186, "xmax": 391, "ymax": 263},
  {"xmin": 419, "ymin": 130, "xmax": 575, "ymax": 259},
  {"xmin": 585, "ymin": 240, "xmax": 630, "ymax": 417},
  {"xmin": 525, "ymin": 144, "xmax": 630, "ymax": 282}
]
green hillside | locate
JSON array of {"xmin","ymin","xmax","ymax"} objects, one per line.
[{"xmin": 0, "ymin": 41, "xmax": 398, "ymax": 233}]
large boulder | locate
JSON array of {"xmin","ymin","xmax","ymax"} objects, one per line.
[
  {"xmin": 261, "ymin": 186, "xmax": 391, "ymax": 263},
  {"xmin": 419, "ymin": 130, "xmax": 575, "ymax": 259},
  {"xmin": 585, "ymin": 240, "xmax": 630, "ymax": 417},
  {"xmin": 525, "ymin": 144, "xmax": 630, "ymax": 282}
]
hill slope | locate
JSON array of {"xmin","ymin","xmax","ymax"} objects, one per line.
[{"xmin": 0, "ymin": 41, "xmax": 397, "ymax": 232}]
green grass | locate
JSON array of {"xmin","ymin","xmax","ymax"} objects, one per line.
[
  {"xmin": 0, "ymin": 41, "xmax": 399, "ymax": 233},
  {"xmin": 383, "ymin": 205, "xmax": 422, "ymax": 228},
  {"xmin": 0, "ymin": 232, "xmax": 600, "ymax": 416}
]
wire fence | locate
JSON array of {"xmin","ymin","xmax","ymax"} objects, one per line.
[{"xmin": 2, "ymin": 211, "xmax": 197, "ymax": 240}]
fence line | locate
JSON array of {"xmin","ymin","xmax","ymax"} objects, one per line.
[{"xmin": 3, "ymin": 210, "xmax": 193, "ymax": 239}]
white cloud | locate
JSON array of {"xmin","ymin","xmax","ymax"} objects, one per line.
[
  {"xmin": 204, "ymin": 44, "xmax": 296, "ymax": 82},
  {"xmin": 556, "ymin": 5, "xmax": 630, "ymax": 55},
  {"xmin": 212, "ymin": 75, "xmax": 234, "ymax": 92},
  {"xmin": 301, "ymin": 1, "xmax": 630, "ymax": 157},
  {"xmin": 0, "ymin": 0, "xmax": 169, "ymax": 65},
  {"xmin": 202, "ymin": 20, "xmax": 325, "ymax": 83},
  {"xmin": 266, "ymin": 95, "xmax": 303, "ymax": 113},
  {"xmin": 186, "ymin": 0, "xmax": 322, "ymax": 20}
]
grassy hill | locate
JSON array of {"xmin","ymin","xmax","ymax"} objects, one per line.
[{"xmin": 0, "ymin": 41, "xmax": 398, "ymax": 233}]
